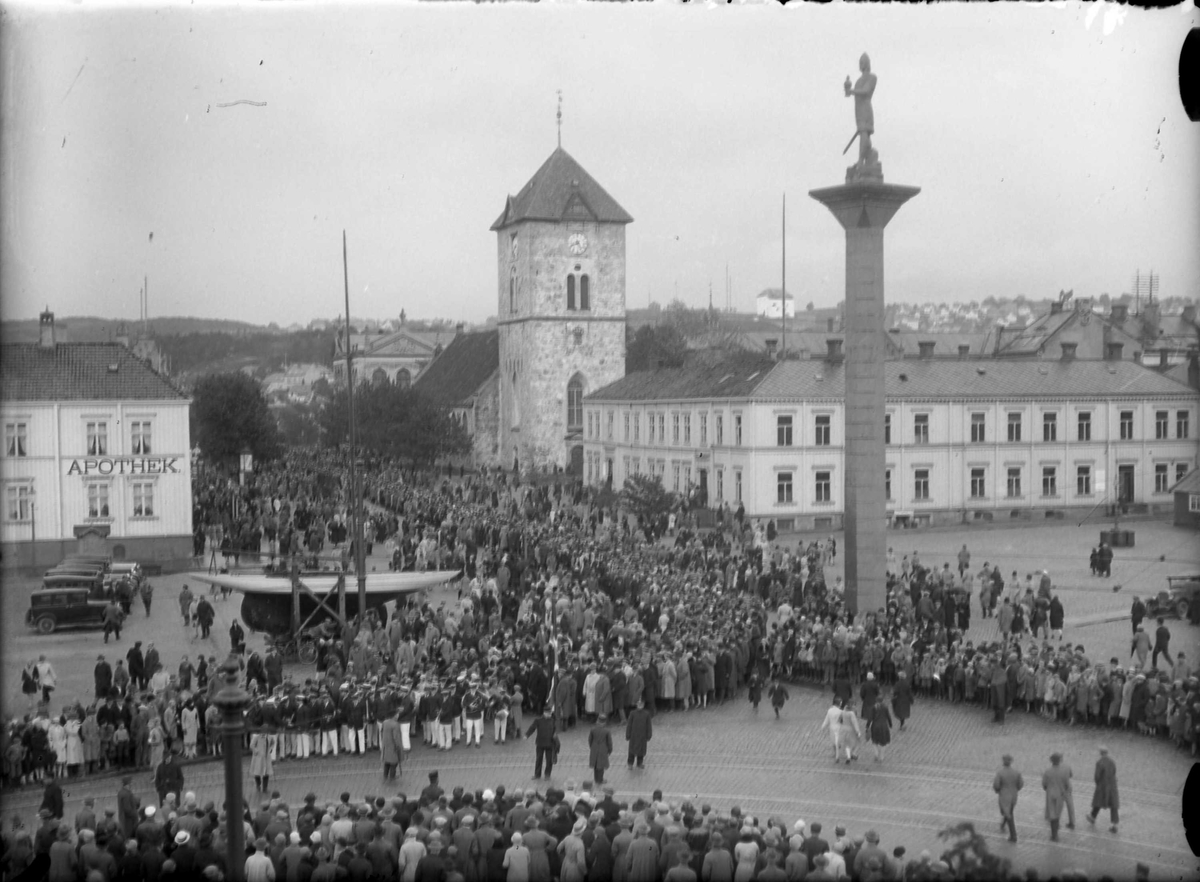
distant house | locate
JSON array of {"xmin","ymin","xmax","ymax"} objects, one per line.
[
  {"xmin": 756, "ymin": 288, "xmax": 795, "ymax": 319},
  {"xmin": 263, "ymin": 363, "xmax": 333, "ymax": 401},
  {"xmin": 333, "ymin": 327, "xmax": 448, "ymax": 388},
  {"xmin": 1171, "ymin": 468, "xmax": 1200, "ymax": 530}
]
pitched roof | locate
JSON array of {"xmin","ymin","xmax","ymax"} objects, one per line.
[
  {"xmin": 587, "ymin": 356, "xmax": 1196, "ymax": 403},
  {"xmin": 491, "ymin": 147, "xmax": 632, "ymax": 231},
  {"xmin": 585, "ymin": 356, "xmax": 776, "ymax": 402},
  {"xmin": 1170, "ymin": 467, "xmax": 1200, "ymax": 495},
  {"xmin": 1, "ymin": 342, "xmax": 188, "ymax": 402},
  {"xmin": 413, "ymin": 331, "xmax": 499, "ymax": 406}
]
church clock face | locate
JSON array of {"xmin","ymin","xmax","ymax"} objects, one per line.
[{"xmin": 568, "ymin": 233, "xmax": 588, "ymax": 255}]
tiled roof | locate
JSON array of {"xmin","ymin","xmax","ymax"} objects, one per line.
[
  {"xmin": 1170, "ymin": 467, "xmax": 1200, "ymax": 495},
  {"xmin": 491, "ymin": 147, "xmax": 632, "ymax": 231},
  {"xmin": 0, "ymin": 342, "xmax": 188, "ymax": 402},
  {"xmin": 589, "ymin": 356, "xmax": 1195, "ymax": 403},
  {"xmin": 413, "ymin": 331, "xmax": 499, "ymax": 406},
  {"xmin": 586, "ymin": 355, "xmax": 776, "ymax": 402}
]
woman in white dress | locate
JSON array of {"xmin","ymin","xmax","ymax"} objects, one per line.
[
  {"xmin": 47, "ymin": 715, "xmax": 68, "ymax": 777},
  {"xmin": 63, "ymin": 714, "xmax": 84, "ymax": 774}
]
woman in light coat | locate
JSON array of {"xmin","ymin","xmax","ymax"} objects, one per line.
[
  {"xmin": 63, "ymin": 714, "xmax": 84, "ymax": 772},
  {"xmin": 249, "ymin": 731, "xmax": 272, "ymax": 792},
  {"xmin": 81, "ymin": 709, "xmax": 102, "ymax": 774},
  {"xmin": 48, "ymin": 716, "xmax": 68, "ymax": 777},
  {"xmin": 180, "ymin": 701, "xmax": 199, "ymax": 759},
  {"xmin": 675, "ymin": 655, "xmax": 692, "ymax": 711}
]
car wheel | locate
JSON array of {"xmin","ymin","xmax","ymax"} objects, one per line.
[
  {"xmin": 298, "ymin": 641, "xmax": 318, "ymax": 664},
  {"xmin": 36, "ymin": 616, "xmax": 56, "ymax": 634},
  {"xmin": 1177, "ymin": 600, "xmax": 1190, "ymax": 620}
]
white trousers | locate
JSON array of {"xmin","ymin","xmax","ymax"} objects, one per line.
[
  {"xmin": 322, "ymin": 729, "xmax": 339, "ymax": 755},
  {"xmin": 465, "ymin": 718, "xmax": 483, "ymax": 744}
]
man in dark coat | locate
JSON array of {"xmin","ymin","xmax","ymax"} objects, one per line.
[
  {"xmin": 94, "ymin": 656, "xmax": 113, "ymax": 700},
  {"xmin": 127, "ymin": 643, "xmax": 147, "ymax": 691},
  {"xmin": 992, "ymin": 754, "xmax": 1023, "ymax": 843},
  {"xmin": 380, "ymin": 712, "xmax": 404, "ymax": 782},
  {"xmin": 525, "ymin": 708, "xmax": 558, "ymax": 780},
  {"xmin": 118, "ymin": 776, "xmax": 140, "ymax": 839},
  {"xmin": 860, "ymin": 674, "xmax": 880, "ymax": 722},
  {"xmin": 1087, "ymin": 746, "xmax": 1119, "ymax": 833},
  {"xmin": 39, "ymin": 776, "xmax": 64, "ymax": 820},
  {"xmin": 1130, "ymin": 596, "xmax": 1146, "ymax": 635},
  {"xmin": 625, "ymin": 699, "xmax": 652, "ymax": 769},
  {"xmin": 891, "ymin": 671, "xmax": 913, "ymax": 730},
  {"xmin": 587, "ymin": 716, "xmax": 613, "ymax": 784},
  {"xmin": 154, "ymin": 751, "xmax": 184, "ymax": 806}
]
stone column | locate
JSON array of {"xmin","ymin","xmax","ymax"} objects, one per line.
[{"xmin": 809, "ymin": 181, "xmax": 919, "ymax": 616}]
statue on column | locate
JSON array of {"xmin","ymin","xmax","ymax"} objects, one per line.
[{"xmin": 843, "ymin": 53, "xmax": 882, "ymax": 182}]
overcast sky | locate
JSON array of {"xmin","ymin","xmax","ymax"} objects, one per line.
[{"xmin": 1, "ymin": 1, "xmax": 1196, "ymax": 328}]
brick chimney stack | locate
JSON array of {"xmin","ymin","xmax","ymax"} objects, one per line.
[
  {"xmin": 39, "ymin": 309, "xmax": 56, "ymax": 350},
  {"xmin": 957, "ymin": 344, "xmax": 970, "ymax": 359},
  {"xmin": 1060, "ymin": 341, "xmax": 1077, "ymax": 361},
  {"xmin": 918, "ymin": 341, "xmax": 935, "ymax": 358},
  {"xmin": 826, "ymin": 338, "xmax": 843, "ymax": 362}
]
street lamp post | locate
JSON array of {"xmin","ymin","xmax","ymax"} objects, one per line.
[{"xmin": 212, "ymin": 654, "xmax": 250, "ymax": 882}]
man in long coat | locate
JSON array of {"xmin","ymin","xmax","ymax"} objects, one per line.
[
  {"xmin": 1041, "ymin": 752, "xmax": 1072, "ymax": 841},
  {"xmin": 380, "ymin": 711, "xmax": 405, "ymax": 782},
  {"xmin": 625, "ymin": 699, "xmax": 652, "ymax": 769},
  {"xmin": 891, "ymin": 671, "xmax": 913, "ymax": 730},
  {"xmin": 992, "ymin": 754, "xmax": 1023, "ymax": 843},
  {"xmin": 588, "ymin": 716, "xmax": 613, "ymax": 784},
  {"xmin": 1087, "ymin": 746, "xmax": 1119, "ymax": 833}
]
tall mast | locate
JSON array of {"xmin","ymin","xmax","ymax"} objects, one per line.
[
  {"xmin": 342, "ymin": 231, "xmax": 366, "ymax": 620},
  {"xmin": 781, "ymin": 193, "xmax": 786, "ymax": 360}
]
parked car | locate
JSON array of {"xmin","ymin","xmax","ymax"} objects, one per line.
[
  {"xmin": 26, "ymin": 587, "xmax": 108, "ymax": 634},
  {"xmin": 1168, "ymin": 574, "xmax": 1200, "ymax": 621},
  {"xmin": 42, "ymin": 569, "xmax": 107, "ymax": 597},
  {"xmin": 104, "ymin": 561, "xmax": 145, "ymax": 593}
]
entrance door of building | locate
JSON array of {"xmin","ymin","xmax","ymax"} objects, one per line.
[
  {"xmin": 698, "ymin": 468, "xmax": 708, "ymax": 505},
  {"xmin": 569, "ymin": 445, "xmax": 583, "ymax": 476},
  {"xmin": 1118, "ymin": 464, "xmax": 1135, "ymax": 504}
]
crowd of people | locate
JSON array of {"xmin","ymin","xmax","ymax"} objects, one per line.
[{"xmin": 2, "ymin": 772, "xmax": 1140, "ymax": 882}]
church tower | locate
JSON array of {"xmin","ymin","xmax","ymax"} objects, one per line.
[{"xmin": 491, "ymin": 146, "xmax": 632, "ymax": 473}]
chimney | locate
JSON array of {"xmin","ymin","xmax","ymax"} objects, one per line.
[
  {"xmin": 764, "ymin": 338, "xmax": 778, "ymax": 359},
  {"xmin": 1188, "ymin": 350, "xmax": 1199, "ymax": 390},
  {"xmin": 39, "ymin": 309, "xmax": 56, "ymax": 350},
  {"xmin": 455, "ymin": 322, "xmax": 465, "ymax": 336},
  {"xmin": 1182, "ymin": 304, "xmax": 1197, "ymax": 324},
  {"xmin": 1049, "ymin": 300, "xmax": 1063, "ymax": 315},
  {"xmin": 1133, "ymin": 351, "xmax": 1143, "ymax": 365},
  {"xmin": 1060, "ymin": 341, "xmax": 1077, "ymax": 361},
  {"xmin": 827, "ymin": 318, "xmax": 835, "ymax": 333},
  {"xmin": 958, "ymin": 344, "xmax": 971, "ymax": 359},
  {"xmin": 918, "ymin": 340, "xmax": 936, "ymax": 358},
  {"xmin": 826, "ymin": 338, "xmax": 844, "ymax": 361},
  {"xmin": 1110, "ymin": 303, "xmax": 1128, "ymax": 323},
  {"xmin": 1159, "ymin": 348, "xmax": 1169, "ymax": 368},
  {"xmin": 1105, "ymin": 341, "xmax": 1124, "ymax": 361}
]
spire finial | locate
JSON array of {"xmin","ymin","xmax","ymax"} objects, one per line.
[{"xmin": 556, "ymin": 90, "xmax": 563, "ymax": 148}]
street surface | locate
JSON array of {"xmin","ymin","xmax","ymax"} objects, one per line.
[{"xmin": 3, "ymin": 517, "xmax": 1198, "ymax": 880}]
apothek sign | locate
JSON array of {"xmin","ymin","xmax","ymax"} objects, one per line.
[{"xmin": 66, "ymin": 456, "xmax": 182, "ymax": 476}]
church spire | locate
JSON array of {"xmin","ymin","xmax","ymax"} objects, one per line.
[{"xmin": 556, "ymin": 90, "xmax": 563, "ymax": 148}]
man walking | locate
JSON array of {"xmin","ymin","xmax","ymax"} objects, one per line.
[
  {"xmin": 102, "ymin": 600, "xmax": 124, "ymax": 643},
  {"xmin": 380, "ymin": 710, "xmax": 404, "ymax": 782},
  {"xmin": 625, "ymin": 699, "xmax": 652, "ymax": 769},
  {"xmin": 992, "ymin": 754, "xmax": 1023, "ymax": 843},
  {"xmin": 526, "ymin": 707, "xmax": 557, "ymax": 780},
  {"xmin": 1041, "ymin": 753, "xmax": 1072, "ymax": 841},
  {"xmin": 1151, "ymin": 619, "xmax": 1171, "ymax": 670},
  {"xmin": 1129, "ymin": 596, "xmax": 1146, "ymax": 635},
  {"xmin": 1087, "ymin": 746, "xmax": 1119, "ymax": 833},
  {"xmin": 957, "ymin": 544, "xmax": 971, "ymax": 576},
  {"xmin": 587, "ymin": 715, "xmax": 613, "ymax": 784},
  {"xmin": 179, "ymin": 585, "xmax": 194, "ymax": 627},
  {"xmin": 154, "ymin": 749, "xmax": 184, "ymax": 807}
]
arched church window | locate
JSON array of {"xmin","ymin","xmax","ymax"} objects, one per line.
[
  {"xmin": 511, "ymin": 372, "xmax": 520, "ymax": 426},
  {"xmin": 566, "ymin": 275, "xmax": 576, "ymax": 311},
  {"xmin": 372, "ymin": 367, "xmax": 389, "ymax": 387},
  {"xmin": 395, "ymin": 368, "xmax": 411, "ymax": 389},
  {"xmin": 510, "ymin": 268, "xmax": 517, "ymax": 314},
  {"xmin": 580, "ymin": 274, "xmax": 590, "ymax": 311},
  {"xmin": 567, "ymin": 374, "xmax": 585, "ymax": 431}
]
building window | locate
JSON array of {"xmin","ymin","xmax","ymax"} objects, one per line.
[
  {"xmin": 815, "ymin": 414, "xmax": 831, "ymax": 446},
  {"xmin": 1119, "ymin": 410, "xmax": 1134, "ymax": 440},
  {"xmin": 579, "ymin": 275, "xmax": 590, "ymax": 311},
  {"xmin": 87, "ymin": 483, "xmax": 110, "ymax": 519},
  {"xmin": 699, "ymin": 413, "xmax": 708, "ymax": 446},
  {"xmin": 734, "ymin": 470, "xmax": 743, "ymax": 503},
  {"xmin": 1006, "ymin": 467, "xmax": 1022, "ymax": 499},
  {"xmin": 1178, "ymin": 462, "xmax": 1189, "ymax": 485},
  {"xmin": 1077, "ymin": 411, "xmax": 1092, "ymax": 441},
  {"xmin": 1156, "ymin": 411, "xmax": 1170, "ymax": 440},
  {"xmin": 885, "ymin": 468, "xmax": 892, "ymax": 501},
  {"xmin": 633, "ymin": 458, "xmax": 641, "ymax": 475},
  {"xmin": 734, "ymin": 415, "xmax": 743, "ymax": 446},
  {"xmin": 131, "ymin": 421, "xmax": 152, "ymax": 454},
  {"xmin": 566, "ymin": 275, "xmax": 576, "ymax": 311},
  {"xmin": 1042, "ymin": 466, "xmax": 1057, "ymax": 497},
  {"xmin": 5, "ymin": 422, "xmax": 28, "ymax": 457},
  {"xmin": 970, "ymin": 413, "xmax": 986, "ymax": 443},
  {"xmin": 683, "ymin": 414, "xmax": 692, "ymax": 445},
  {"xmin": 1178, "ymin": 410, "xmax": 1190, "ymax": 439},
  {"xmin": 567, "ymin": 377, "xmax": 584, "ymax": 431},
  {"xmin": 1155, "ymin": 463, "xmax": 1169, "ymax": 493},
  {"xmin": 715, "ymin": 468, "xmax": 724, "ymax": 502},
  {"xmin": 715, "ymin": 415, "xmax": 724, "ymax": 446},
  {"xmin": 132, "ymin": 481, "xmax": 154, "ymax": 517},
  {"xmin": 1043, "ymin": 412, "xmax": 1057, "ymax": 442},
  {"xmin": 673, "ymin": 463, "xmax": 681, "ymax": 492},
  {"xmin": 1007, "ymin": 412, "xmax": 1022, "ymax": 443},
  {"xmin": 914, "ymin": 468, "xmax": 930, "ymax": 500},
  {"xmin": 633, "ymin": 414, "xmax": 640, "ymax": 442},
  {"xmin": 672, "ymin": 414, "xmax": 680, "ymax": 445},
  {"xmin": 87, "ymin": 421, "xmax": 108, "ymax": 456},
  {"xmin": 777, "ymin": 471, "xmax": 794, "ymax": 504},
  {"xmin": 914, "ymin": 413, "xmax": 929, "ymax": 445},
  {"xmin": 1077, "ymin": 465, "xmax": 1092, "ymax": 495},
  {"xmin": 1191, "ymin": 494, "xmax": 1200, "ymax": 513},
  {"xmin": 606, "ymin": 412, "xmax": 614, "ymax": 440},
  {"xmin": 623, "ymin": 413, "xmax": 630, "ymax": 442},
  {"xmin": 814, "ymin": 470, "xmax": 831, "ymax": 503},
  {"xmin": 657, "ymin": 414, "xmax": 665, "ymax": 444},
  {"xmin": 6, "ymin": 484, "xmax": 33, "ymax": 521},
  {"xmin": 777, "ymin": 415, "xmax": 793, "ymax": 447},
  {"xmin": 970, "ymin": 467, "xmax": 986, "ymax": 499},
  {"xmin": 884, "ymin": 413, "xmax": 892, "ymax": 445},
  {"xmin": 510, "ymin": 269, "xmax": 517, "ymax": 313},
  {"xmin": 683, "ymin": 465, "xmax": 691, "ymax": 489}
]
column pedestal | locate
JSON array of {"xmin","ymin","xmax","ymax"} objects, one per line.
[{"xmin": 809, "ymin": 181, "xmax": 919, "ymax": 617}]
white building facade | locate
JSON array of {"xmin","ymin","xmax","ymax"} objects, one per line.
[
  {"xmin": 582, "ymin": 354, "xmax": 1199, "ymax": 530},
  {"xmin": 1, "ymin": 313, "xmax": 194, "ymax": 568}
]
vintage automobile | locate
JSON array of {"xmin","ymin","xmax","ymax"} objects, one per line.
[
  {"xmin": 26, "ymin": 587, "xmax": 109, "ymax": 634},
  {"xmin": 104, "ymin": 561, "xmax": 146, "ymax": 593},
  {"xmin": 1144, "ymin": 574, "xmax": 1200, "ymax": 621}
]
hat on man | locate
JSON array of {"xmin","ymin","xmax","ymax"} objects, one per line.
[
  {"xmin": 865, "ymin": 830, "xmax": 880, "ymax": 843},
  {"xmin": 175, "ymin": 831, "xmax": 191, "ymax": 846}
]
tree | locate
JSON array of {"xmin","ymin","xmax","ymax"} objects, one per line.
[
  {"xmin": 190, "ymin": 373, "xmax": 282, "ymax": 465},
  {"xmin": 619, "ymin": 473, "xmax": 677, "ymax": 524},
  {"xmin": 626, "ymin": 324, "xmax": 688, "ymax": 372},
  {"xmin": 275, "ymin": 402, "xmax": 321, "ymax": 447},
  {"xmin": 319, "ymin": 384, "xmax": 470, "ymax": 469}
]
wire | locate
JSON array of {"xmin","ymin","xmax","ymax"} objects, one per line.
[{"xmin": 216, "ymin": 100, "xmax": 267, "ymax": 108}]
